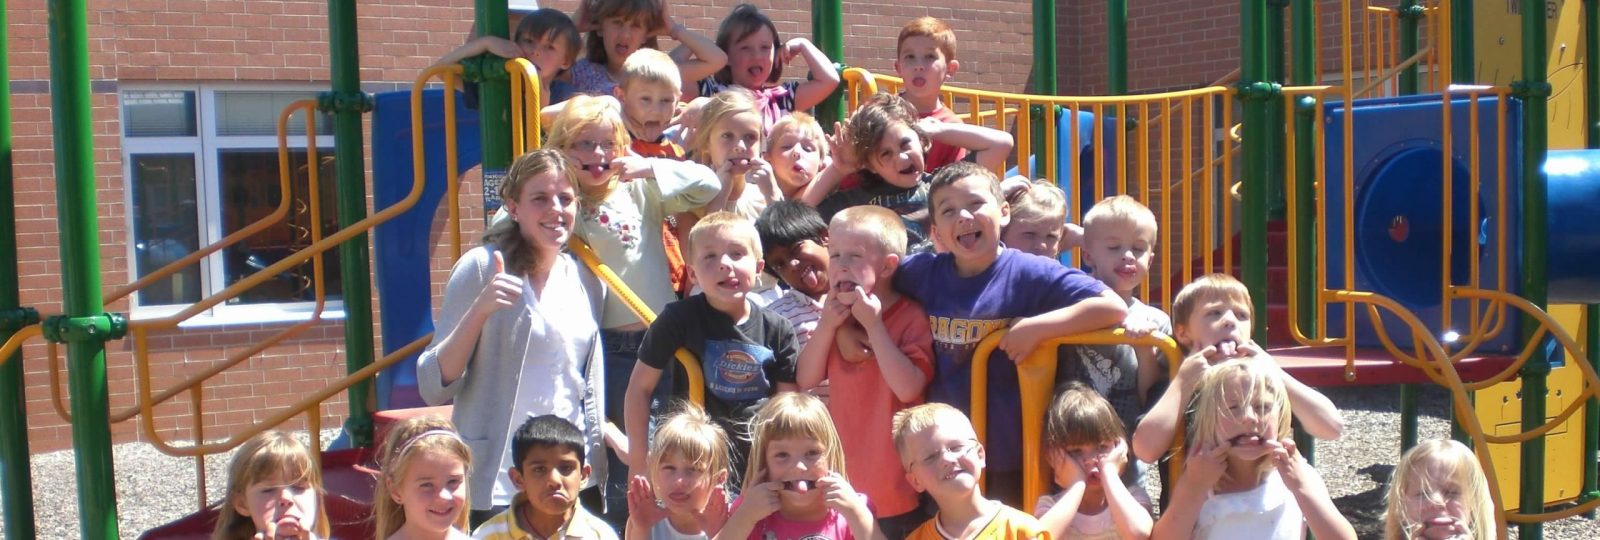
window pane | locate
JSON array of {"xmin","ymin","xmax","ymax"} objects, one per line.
[
  {"xmin": 123, "ymin": 90, "xmax": 197, "ymax": 137},
  {"xmin": 217, "ymin": 149, "xmax": 342, "ymax": 305},
  {"xmin": 215, "ymin": 91, "xmax": 334, "ymax": 137},
  {"xmin": 129, "ymin": 154, "xmax": 203, "ymax": 306}
]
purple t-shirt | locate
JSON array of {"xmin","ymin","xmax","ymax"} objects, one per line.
[
  {"xmin": 730, "ymin": 495, "xmax": 861, "ymax": 540},
  {"xmin": 892, "ymin": 248, "xmax": 1108, "ymax": 472}
]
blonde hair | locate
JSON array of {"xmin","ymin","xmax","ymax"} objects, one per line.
[
  {"xmin": 689, "ymin": 88, "xmax": 762, "ymax": 168},
  {"xmin": 373, "ymin": 416, "xmax": 472, "ymax": 537},
  {"xmin": 1006, "ymin": 180, "xmax": 1067, "ymax": 226},
  {"xmin": 687, "ymin": 211, "xmax": 763, "ymax": 261},
  {"xmin": 212, "ymin": 431, "xmax": 331, "ymax": 540},
  {"xmin": 1383, "ymin": 440, "xmax": 1497, "ymax": 540},
  {"xmin": 546, "ymin": 95, "xmax": 631, "ymax": 201},
  {"xmin": 650, "ymin": 402, "xmax": 733, "ymax": 489},
  {"xmin": 830, "ymin": 206, "xmax": 908, "ymax": 257},
  {"xmin": 1043, "ymin": 382, "xmax": 1125, "ymax": 451},
  {"xmin": 483, "ymin": 149, "xmax": 579, "ymax": 275},
  {"xmin": 744, "ymin": 392, "xmax": 849, "ymax": 489},
  {"xmin": 1171, "ymin": 273, "xmax": 1254, "ymax": 346},
  {"xmin": 1186, "ymin": 359, "xmax": 1293, "ymax": 481},
  {"xmin": 897, "ymin": 16, "xmax": 957, "ymax": 61},
  {"xmin": 766, "ymin": 112, "xmax": 829, "ymax": 158},
  {"xmin": 1081, "ymin": 195, "xmax": 1157, "ymax": 239},
  {"xmin": 619, "ymin": 48, "xmax": 682, "ymax": 93},
  {"xmin": 891, "ymin": 402, "xmax": 968, "ymax": 469}
]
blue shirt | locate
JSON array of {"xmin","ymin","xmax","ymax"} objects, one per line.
[{"xmin": 892, "ymin": 248, "xmax": 1108, "ymax": 471}]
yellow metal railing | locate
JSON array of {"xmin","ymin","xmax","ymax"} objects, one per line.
[
  {"xmin": 967, "ymin": 329, "xmax": 1183, "ymax": 507},
  {"xmin": 843, "ymin": 69, "xmax": 1238, "ymax": 306}
]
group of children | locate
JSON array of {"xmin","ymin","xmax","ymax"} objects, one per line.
[{"xmin": 207, "ymin": 2, "xmax": 1504, "ymax": 539}]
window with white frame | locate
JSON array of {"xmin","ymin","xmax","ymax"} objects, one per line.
[{"xmin": 121, "ymin": 85, "xmax": 343, "ymax": 322}]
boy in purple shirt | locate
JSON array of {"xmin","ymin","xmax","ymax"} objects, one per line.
[{"xmin": 892, "ymin": 161, "xmax": 1127, "ymax": 508}]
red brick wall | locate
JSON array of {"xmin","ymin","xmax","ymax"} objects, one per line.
[{"xmin": 6, "ymin": 0, "xmax": 1043, "ymax": 454}]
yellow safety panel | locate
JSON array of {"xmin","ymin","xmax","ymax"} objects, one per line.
[{"xmin": 1474, "ymin": 305, "xmax": 1587, "ymax": 509}]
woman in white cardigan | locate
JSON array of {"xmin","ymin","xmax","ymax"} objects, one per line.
[{"xmin": 417, "ymin": 149, "xmax": 609, "ymax": 526}]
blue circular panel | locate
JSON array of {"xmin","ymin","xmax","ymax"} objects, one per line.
[{"xmin": 1354, "ymin": 146, "xmax": 1472, "ymax": 307}]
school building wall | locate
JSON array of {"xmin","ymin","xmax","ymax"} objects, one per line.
[{"xmin": 6, "ymin": 0, "xmax": 1237, "ymax": 455}]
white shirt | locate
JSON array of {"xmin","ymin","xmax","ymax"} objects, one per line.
[{"xmin": 1194, "ymin": 470, "xmax": 1304, "ymax": 540}]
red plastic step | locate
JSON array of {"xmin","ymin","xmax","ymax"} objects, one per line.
[
  {"xmin": 373, "ymin": 405, "xmax": 454, "ymax": 446},
  {"xmin": 1268, "ymin": 345, "xmax": 1516, "ymax": 388},
  {"xmin": 321, "ymin": 447, "xmax": 378, "ymax": 505}
]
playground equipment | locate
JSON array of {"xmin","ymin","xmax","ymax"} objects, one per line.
[{"xmin": 3, "ymin": 0, "xmax": 1600, "ymax": 539}]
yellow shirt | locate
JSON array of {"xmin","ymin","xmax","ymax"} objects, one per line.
[
  {"xmin": 471, "ymin": 494, "xmax": 619, "ymax": 540},
  {"xmin": 905, "ymin": 503, "xmax": 1050, "ymax": 540}
]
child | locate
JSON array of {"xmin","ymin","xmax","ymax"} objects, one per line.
[
  {"xmin": 999, "ymin": 180, "xmax": 1068, "ymax": 259},
  {"xmin": 797, "ymin": 205, "xmax": 935, "ymax": 540},
  {"xmin": 212, "ymin": 431, "xmax": 330, "ymax": 540},
  {"xmin": 548, "ymin": 94, "xmax": 723, "ymax": 525},
  {"xmin": 374, "ymin": 416, "xmax": 474, "ymax": 540},
  {"xmin": 1034, "ymin": 383, "xmax": 1152, "ymax": 540},
  {"xmin": 473, "ymin": 415, "xmax": 618, "ymax": 540},
  {"xmin": 892, "ymin": 161, "xmax": 1128, "ymax": 507},
  {"xmin": 625, "ymin": 212, "xmax": 800, "ymax": 484},
  {"xmin": 1060, "ymin": 195, "xmax": 1171, "ymax": 434},
  {"xmin": 894, "ymin": 17, "xmax": 967, "ymax": 172},
  {"xmin": 683, "ymin": 3, "xmax": 841, "ymax": 132},
  {"xmin": 626, "ymin": 403, "xmax": 734, "ymax": 540},
  {"xmin": 688, "ymin": 88, "xmax": 783, "ymax": 222},
  {"xmin": 1149, "ymin": 360, "xmax": 1354, "ymax": 540},
  {"xmin": 1131, "ymin": 274, "xmax": 1345, "ymax": 465},
  {"xmin": 766, "ymin": 113, "xmax": 830, "ymax": 200},
  {"xmin": 755, "ymin": 201, "xmax": 832, "ymax": 350},
  {"xmin": 570, "ymin": 0, "xmax": 725, "ymax": 97},
  {"xmin": 717, "ymin": 392, "xmax": 878, "ymax": 540},
  {"xmin": 1383, "ymin": 439, "xmax": 1498, "ymax": 540},
  {"xmin": 802, "ymin": 93, "xmax": 1013, "ymax": 253},
  {"xmin": 435, "ymin": 9, "xmax": 582, "ymax": 108},
  {"xmin": 891, "ymin": 403, "xmax": 1048, "ymax": 540},
  {"xmin": 615, "ymin": 48, "xmax": 694, "ymax": 298}
]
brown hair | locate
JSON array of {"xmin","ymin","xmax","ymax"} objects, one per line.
[
  {"xmin": 927, "ymin": 160, "xmax": 1001, "ymax": 208},
  {"xmin": 212, "ymin": 431, "xmax": 332, "ymax": 540},
  {"xmin": 582, "ymin": 0, "xmax": 664, "ymax": 68},
  {"xmin": 515, "ymin": 9, "xmax": 582, "ymax": 68},
  {"xmin": 712, "ymin": 3, "xmax": 783, "ymax": 86},
  {"xmin": 483, "ymin": 149, "xmax": 580, "ymax": 276},
  {"xmin": 372, "ymin": 416, "xmax": 472, "ymax": 537},
  {"xmin": 1043, "ymin": 382, "xmax": 1126, "ymax": 451},
  {"xmin": 897, "ymin": 16, "xmax": 957, "ymax": 61},
  {"xmin": 846, "ymin": 93, "xmax": 926, "ymax": 183},
  {"xmin": 1170, "ymin": 273, "xmax": 1254, "ymax": 346}
]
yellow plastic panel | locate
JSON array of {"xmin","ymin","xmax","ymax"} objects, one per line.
[
  {"xmin": 1474, "ymin": 304, "xmax": 1587, "ymax": 509},
  {"xmin": 1473, "ymin": 0, "xmax": 1587, "ymax": 148}
]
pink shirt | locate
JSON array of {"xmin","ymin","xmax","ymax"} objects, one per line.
[{"xmin": 730, "ymin": 496, "xmax": 861, "ymax": 540}]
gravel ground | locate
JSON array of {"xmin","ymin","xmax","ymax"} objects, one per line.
[{"xmin": 3, "ymin": 388, "xmax": 1599, "ymax": 539}]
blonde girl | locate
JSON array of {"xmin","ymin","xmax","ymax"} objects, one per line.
[
  {"xmin": 569, "ymin": 0, "xmax": 725, "ymax": 97},
  {"xmin": 374, "ymin": 416, "xmax": 473, "ymax": 540},
  {"xmin": 1383, "ymin": 439, "xmax": 1498, "ymax": 540},
  {"xmin": 685, "ymin": 3, "xmax": 841, "ymax": 132},
  {"xmin": 1001, "ymin": 180, "xmax": 1071, "ymax": 259},
  {"xmin": 627, "ymin": 403, "xmax": 735, "ymax": 540},
  {"xmin": 764, "ymin": 112, "xmax": 830, "ymax": 201},
  {"xmin": 547, "ymin": 94, "xmax": 721, "ymax": 522},
  {"xmin": 1151, "ymin": 360, "xmax": 1354, "ymax": 540},
  {"xmin": 716, "ymin": 393, "xmax": 879, "ymax": 540},
  {"xmin": 1034, "ymin": 382, "xmax": 1152, "ymax": 540},
  {"xmin": 688, "ymin": 88, "xmax": 783, "ymax": 221},
  {"xmin": 213, "ymin": 431, "xmax": 331, "ymax": 540}
]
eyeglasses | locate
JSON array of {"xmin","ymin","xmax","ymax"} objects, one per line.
[
  {"xmin": 915, "ymin": 439, "xmax": 979, "ymax": 469},
  {"xmin": 571, "ymin": 139, "xmax": 618, "ymax": 153}
]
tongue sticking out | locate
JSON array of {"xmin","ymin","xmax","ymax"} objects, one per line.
[
  {"xmin": 801, "ymin": 268, "xmax": 820, "ymax": 290},
  {"xmin": 785, "ymin": 480, "xmax": 812, "ymax": 493},
  {"xmin": 957, "ymin": 231, "xmax": 980, "ymax": 250}
]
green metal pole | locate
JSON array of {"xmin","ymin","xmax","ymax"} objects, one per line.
[
  {"xmin": 1107, "ymin": 0, "xmax": 1127, "ymax": 95},
  {"xmin": 48, "ymin": 0, "xmax": 120, "ymax": 536},
  {"xmin": 1265, "ymin": 0, "xmax": 1286, "ymax": 219},
  {"xmin": 811, "ymin": 0, "xmax": 844, "ymax": 127},
  {"xmin": 328, "ymin": 0, "xmax": 375, "ymax": 447},
  {"xmin": 1027, "ymin": 0, "xmax": 1056, "ymax": 180},
  {"xmin": 1516, "ymin": 0, "xmax": 1551, "ymax": 534},
  {"xmin": 1239, "ymin": 0, "xmax": 1272, "ymax": 346},
  {"xmin": 0, "ymin": 1, "xmax": 40, "ymax": 536},
  {"xmin": 473, "ymin": 0, "xmax": 512, "ymax": 216},
  {"xmin": 1288, "ymin": 0, "xmax": 1317, "ymax": 467},
  {"xmin": 1581, "ymin": 0, "xmax": 1599, "ymax": 509},
  {"xmin": 1451, "ymin": 0, "xmax": 1474, "ymax": 82},
  {"xmin": 1396, "ymin": 0, "xmax": 1422, "ymax": 455}
]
